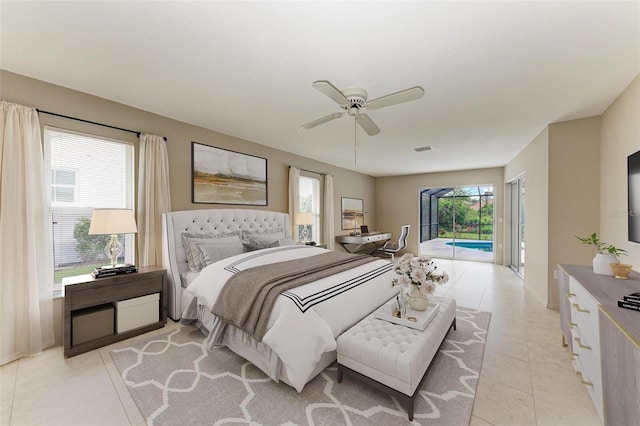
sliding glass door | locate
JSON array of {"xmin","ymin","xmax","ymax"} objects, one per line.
[{"xmin": 420, "ymin": 185, "xmax": 494, "ymax": 261}]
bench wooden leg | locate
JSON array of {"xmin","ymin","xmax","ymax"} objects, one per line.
[
  {"xmin": 337, "ymin": 365, "xmax": 343, "ymax": 383},
  {"xmin": 453, "ymin": 317, "xmax": 457, "ymax": 330}
]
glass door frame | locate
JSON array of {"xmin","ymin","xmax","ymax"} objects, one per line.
[{"xmin": 508, "ymin": 176, "xmax": 525, "ymax": 277}]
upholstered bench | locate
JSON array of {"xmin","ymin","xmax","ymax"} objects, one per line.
[{"xmin": 336, "ymin": 295, "xmax": 456, "ymax": 421}]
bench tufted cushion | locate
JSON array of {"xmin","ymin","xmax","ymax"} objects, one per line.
[{"xmin": 337, "ymin": 295, "xmax": 456, "ymax": 396}]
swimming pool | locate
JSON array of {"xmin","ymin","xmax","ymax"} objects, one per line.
[{"xmin": 445, "ymin": 241, "xmax": 494, "ymax": 252}]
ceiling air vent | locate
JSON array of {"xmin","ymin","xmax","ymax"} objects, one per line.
[{"xmin": 413, "ymin": 146, "xmax": 432, "ymax": 152}]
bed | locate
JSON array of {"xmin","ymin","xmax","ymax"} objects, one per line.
[{"xmin": 161, "ymin": 208, "xmax": 399, "ymax": 391}]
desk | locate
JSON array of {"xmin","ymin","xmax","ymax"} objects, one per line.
[{"xmin": 335, "ymin": 232, "xmax": 392, "ymax": 254}]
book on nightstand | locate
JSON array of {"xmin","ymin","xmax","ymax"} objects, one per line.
[
  {"xmin": 91, "ymin": 264, "xmax": 138, "ymax": 278},
  {"xmin": 618, "ymin": 298, "xmax": 640, "ymax": 312}
]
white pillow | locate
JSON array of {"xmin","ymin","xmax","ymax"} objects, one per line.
[{"xmin": 180, "ymin": 270, "xmax": 200, "ymax": 288}]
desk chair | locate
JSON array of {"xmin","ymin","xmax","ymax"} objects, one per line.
[{"xmin": 379, "ymin": 224, "xmax": 410, "ymax": 261}]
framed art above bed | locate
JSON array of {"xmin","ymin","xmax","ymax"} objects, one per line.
[{"xmin": 192, "ymin": 142, "xmax": 268, "ymax": 205}]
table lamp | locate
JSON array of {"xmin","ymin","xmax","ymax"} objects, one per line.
[
  {"xmin": 296, "ymin": 212, "xmax": 315, "ymax": 244},
  {"xmin": 88, "ymin": 208, "xmax": 138, "ymax": 268}
]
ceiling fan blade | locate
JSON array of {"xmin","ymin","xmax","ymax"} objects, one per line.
[
  {"xmin": 312, "ymin": 80, "xmax": 350, "ymax": 106},
  {"xmin": 301, "ymin": 112, "xmax": 344, "ymax": 130},
  {"xmin": 356, "ymin": 114, "xmax": 381, "ymax": 136},
  {"xmin": 366, "ymin": 86, "xmax": 425, "ymax": 110}
]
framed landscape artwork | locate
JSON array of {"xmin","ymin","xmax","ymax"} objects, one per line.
[
  {"xmin": 192, "ymin": 142, "xmax": 267, "ymax": 205},
  {"xmin": 341, "ymin": 197, "xmax": 364, "ymax": 230}
]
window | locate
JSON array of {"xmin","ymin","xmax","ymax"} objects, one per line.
[
  {"xmin": 51, "ymin": 169, "xmax": 77, "ymax": 203},
  {"xmin": 298, "ymin": 173, "xmax": 322, "ymax": 243},
  {"xmin": 44, "ymin": 127, "xmax": 135, "ymax": 291}
]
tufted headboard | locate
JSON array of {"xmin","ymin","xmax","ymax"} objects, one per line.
[{"xmin": 161, "ymin": 209, "xmax": 292, "ymax": 320}]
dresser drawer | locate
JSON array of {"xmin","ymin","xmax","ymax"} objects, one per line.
[
  {"xmin": 572, "ymin": 355, "xmax": 603, "ymax": 415},
  {"xmin": 571, "ymin": 325, "xmax": 600, "ymax": 382},
  {"xmin": 569, "ymin": 277, "xmax": 599, "ymax": 338}
]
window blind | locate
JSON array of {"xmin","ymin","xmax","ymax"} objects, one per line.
[{"xmin": 44, "ymin": 127, "xmax": 135, "ymax": 288}]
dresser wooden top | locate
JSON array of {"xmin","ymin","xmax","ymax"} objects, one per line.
[{"xmin": 560, "ymin": 264, "xmax": 640, "ymax": 346}]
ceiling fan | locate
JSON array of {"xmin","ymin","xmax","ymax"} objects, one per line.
[{"xmin": 301, "ymin": 80, "xmax": 425, "ymax": 136}]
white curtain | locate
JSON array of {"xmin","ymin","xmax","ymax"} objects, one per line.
[
  {"xmin": 137, "ymin": 133, "xmax": 172, "ymax": 267},
  {"xmin": 0, "ymin": 101, "xmax": 54, "ymax": 365},
  {"xmin": 323, "ymin": 174, "xmax": 335, "ymax": 250},
  {"xmin": 288, "ymin": 166, "xmax": 300, "ymax": 242}
]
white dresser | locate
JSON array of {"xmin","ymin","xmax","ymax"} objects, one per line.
[
  {"xmin": 558, "ymin": 265, "xmax": 640, "ymax": 425},
  {"xmin": 568, "ymin": 276, "xmax": 603, "ymax": 419}
]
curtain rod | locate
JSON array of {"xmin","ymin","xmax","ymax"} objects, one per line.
[
  {"xmin": 288, "ymin": 165, "xmax": 333, "ymax": 177},
  {"xmin": 36, "ymin": 109, "xmax": 167, "ymax": 141}
]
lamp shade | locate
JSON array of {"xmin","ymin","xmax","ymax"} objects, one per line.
[
  {"xmin": 295, "ymin": 212, "xmax": 315, "ymax": 226},
  {"xmin": 88, "ymin": 209, "xmax": 138, "ymax": 235}
]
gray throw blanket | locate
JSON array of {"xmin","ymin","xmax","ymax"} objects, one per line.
[{"xmin": 211, "ymin": 251, "xmax": 377, "ymax": 341}]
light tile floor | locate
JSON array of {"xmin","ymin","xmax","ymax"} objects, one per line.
[{"xmin": 0, "ymin": 260, "xmax": 602, "ymax": 425}]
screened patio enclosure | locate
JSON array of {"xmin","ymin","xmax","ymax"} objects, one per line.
[{"xmin": 419, "ymin": 186, "xmax": 495, "ymax": 261}]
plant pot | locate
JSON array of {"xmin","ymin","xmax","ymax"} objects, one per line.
[
  {"xmin": 593, "ymin": 253, "xmax": 619, "ymax": 276},
  {"xmin": 406, "ymin": 285, "xmax": 429, "ymax": 311},
  {"xmin": 609, "ymin": 263, "xmax": 633, "ymax": 279}
]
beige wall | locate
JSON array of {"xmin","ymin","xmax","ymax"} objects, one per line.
[
  {"xmin": 504, "ymin": 74, "xmax": 639, "ymax": 310},
  {"xmin": 1, "ymin": 70, "xmax": 378, "ymax": 344},
  {"xmin": 547, "ymin": 117, "xmax": 601, "ymax": 309},
  {"xmin": 600, "ymin": 74, "xmax": 640, "ymax": 269},
  {"xmin": 504, "ymin": 127, "xmax": 549, "ymax": 305},
  {"xmin": 375, "ymin": 167, "xmax": 505, "ymax": 264},
  {"xmin": 1, "ymin": 70, "xmax": 378, "ymax": 239}
]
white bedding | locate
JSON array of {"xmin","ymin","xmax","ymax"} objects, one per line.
[{"xmin": 182, "ymin": 245, "xmax": 399, "ymax": 392}]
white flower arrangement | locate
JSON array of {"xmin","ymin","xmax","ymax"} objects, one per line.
[{"xmin": 391, "ymin": 253, "xmax": 449, "ymax": 295}]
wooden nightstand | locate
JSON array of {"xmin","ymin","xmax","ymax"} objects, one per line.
[{"xmin": 63, "ymin": 265, "xmax": 167, "ymax": 358}]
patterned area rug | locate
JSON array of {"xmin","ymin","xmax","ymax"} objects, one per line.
[{"xmin": 111, "ymin": 308, "xmax": 490, "ymax": 425}]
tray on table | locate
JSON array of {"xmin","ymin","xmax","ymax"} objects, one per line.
[{"xmin": 374, "ymin": 297, "xmax": 440, "ymax": 331}]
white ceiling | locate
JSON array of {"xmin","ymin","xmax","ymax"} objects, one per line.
[{"xmin": 2, "ymin": 1, "xmax": 639, "ymax": 177}]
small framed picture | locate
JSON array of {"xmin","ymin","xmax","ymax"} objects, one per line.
[{"xmin": 341, "ymin": 197, "xmax": 364, "ymax": 230}]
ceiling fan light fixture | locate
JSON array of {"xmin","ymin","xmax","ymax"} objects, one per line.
[
  {"xmin": 347, "ymin": 106, "xmax": 360, "ymax": 117},
  {"xmin": 302, "ymin": 80, "xmax": 424, "ymax": 136},
  {"xmin": 414, "ymin": 146, "xmax": 432, "ymax": 152}
]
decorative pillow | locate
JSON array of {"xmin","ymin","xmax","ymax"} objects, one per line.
[
  {"xmin": 242, "ymin": 239, "xmax": 280, "ymax": 252},
  {"xmin": 182, "ymin": 232, "xmax": 241, "ymax": 272},
  {"xmin": 242, "ymin": 227, "xmax": 285, "ymax": 244},
  {"xmin": 196, "ymin": 243, "xmax": 244, "ymax": 268},
  {"xmin": 277, "ymin": 237, "xmax": 296, "ymax": 247}
]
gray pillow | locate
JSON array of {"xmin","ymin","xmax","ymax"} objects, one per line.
[
  {"xmin": 182, "ymin": 232, "xmax": 241, "ymax": 272},
  {"xmin": 196, "ymin": 243, "xmax": 244, "ymax": 268},
  {"xmin": 242, "ymin": 239, "xmax": 280, "ymax": 252},
  {"xmin": 242, "ymin": 227, "xmax": 285, "ymax": 244}
]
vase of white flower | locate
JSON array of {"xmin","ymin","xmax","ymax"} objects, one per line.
[
  {"xmin": 392, "ymin": 254, "xmax": 449, "ymax": 312},
  {"xmin": 407, "ymin": 284, "xmax": 430, "ymax": 310}
]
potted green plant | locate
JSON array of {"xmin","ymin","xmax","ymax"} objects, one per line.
[{"xmin": 576, "ymin": 233, "xmax": 627, "ymax": 276}]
